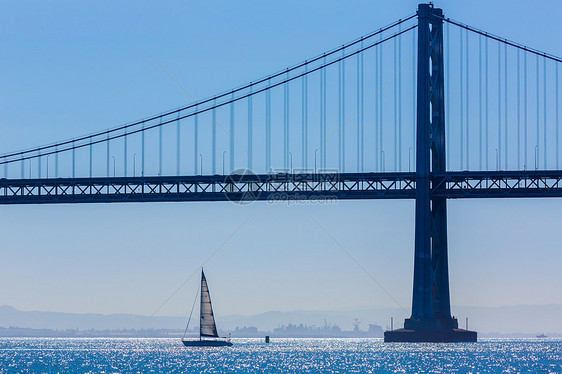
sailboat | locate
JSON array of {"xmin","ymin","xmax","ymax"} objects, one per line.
[{"xmin": 182, "ymin": 269, "xmax": 233, "ymax": 347}]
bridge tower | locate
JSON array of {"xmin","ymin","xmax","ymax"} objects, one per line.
[{"xmin": 384, "ymin": 4, "xmax": 477, "ymax": 342}]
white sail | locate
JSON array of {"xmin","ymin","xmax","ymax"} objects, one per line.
[{"xmin": 200, "ymin": 270, "xmax": 219, "ymax": 337}]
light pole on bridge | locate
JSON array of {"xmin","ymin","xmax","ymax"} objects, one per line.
[
  {"xmin": 289, "ymin": 152, "xmax": 293, "ymax": 174},
  {"xmin": 535, "ymin": 145, "xmax": 539, "ymax": 170},
  {"xmin": 409, "ymin": 147, "xmax": 412, "ymax": 172},
  {"xmin": 314, "ymin": 149, "xmax": 318, "ymax": 173}
]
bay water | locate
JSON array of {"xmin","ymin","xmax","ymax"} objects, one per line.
[{"xmin": 0, "ymin": 338, "xmax": 560, "ymax": 373}]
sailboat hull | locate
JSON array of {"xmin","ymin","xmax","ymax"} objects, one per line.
[{"xmin": 182, "ymin": 340, "xmax": 233, "ymax": 347}]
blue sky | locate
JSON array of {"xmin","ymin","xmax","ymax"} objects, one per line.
[{"xmin": 1, "ymin": 0, "xmax": 562, "ymax": 323}]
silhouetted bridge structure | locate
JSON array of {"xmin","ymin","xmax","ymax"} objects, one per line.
[
  {"xmin": 2, "ymin": 4, "xmax": 561, "ymax": 342},
  {"xmin": 3, "ymin": 170, "xmax": 562, "ymax": 204}
]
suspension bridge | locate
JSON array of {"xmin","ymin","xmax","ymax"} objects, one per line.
[{"xmin": 1, "ymin": 4, "xmax": 561, "ymax": 341}]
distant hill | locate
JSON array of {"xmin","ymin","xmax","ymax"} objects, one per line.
[
  {"xmin": 1, "ymin": 304, "xmax": 562, "ymax": 336},
  {"xmin": 0, "ymin": 305, "xmax": 185, "ymax": 330}
]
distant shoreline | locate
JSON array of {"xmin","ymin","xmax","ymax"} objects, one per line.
[
  {"xmin": 1, "ymin": 327, "xmax": 560, "ymax": 339},
  {"xmin": 2, "ymin": 304, "xmax": 562, "ymax": 337}
]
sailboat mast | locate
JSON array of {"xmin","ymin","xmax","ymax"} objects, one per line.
[{"xmin": 200, "ymin": 270, "xmax": 203, "ymax": 340}]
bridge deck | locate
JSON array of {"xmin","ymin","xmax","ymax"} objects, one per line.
[{"xmin": 1, "ymin": 171, "xmax": 562, "ymax": 204}]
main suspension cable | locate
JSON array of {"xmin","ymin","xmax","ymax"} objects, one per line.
[
  {"xmin": 1, "ymin": 13, "xmax": 417, "ymax": 161},
  {"xmin": 1, "ymin": 24, "xmax": 418, "ymax": 166},
  {"xmin": 440, "ymin": 16, "xmax": 562, "ymax": 63}
]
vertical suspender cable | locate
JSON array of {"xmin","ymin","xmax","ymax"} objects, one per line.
[
  {"xmin": 357, "ymin": 48, "xmax": 360, "ymax": 172},
  {"xmin": 141, "ymin": 122, "xmax": 145, "ymax": 176},
  {"xmin": 320, "ymin": 59, "xmax": 325, "ymax": 171},
  {"xmin": 357, "ymin": 42, "xmax": 365, "ymax": 172},
  {"xmin": 484, "ymin": 38, "xmax": 490, "ymax": 171},
  {"xmin": 284, "ymin": 74, "xmax": 288, "ymax": 169},
  {"xmin": 89, "ymin": 136, "xmax": 92, "ymax": 178},
  {"xmin": 266, "ymin": 80, "xmax": 271, "ymax": 172},
  {"xmin": 194, "ymin": 107, "xmax": 198, "ymax": 175},
  {"xmin": 304, "ymin": 67, "xmax": 308, "ymax": 170},
  {"xmin": 394, "ymin": 34, "xmax": 397, "ymax": 170},
  {"xmin": 302, "ymin": 66, "xmax": 307, "ymax": 170},
  {"xmin": 124, "ymin": 129, "xmax": 127, "ymax": 177},
  {"xmin": 557, "ymin": 64, "xmax": 559, "ymax": 169},
  {"xmin": 497, "ymin": 42, "xmax": 502, "ymax": 170},
  {"xmin": 460, "ymin": 29, "xmax": 464, "ymax": 170},
  {"xmin": 21, "ymin": 152, "xmax": 24, "ymax": 178},
  {"xmin": 338, "ymin": 51, "xmax": 344, "ymax": 171},
  {"xmin": 375, "ymin": 44, "xmax": 378, "ymax": 171},
  {"xmin": 338, "ymin": 55, "xmax": 342, "ymax": 171},
  {"xmin": 398, "ymin": 30, "xmax": 402, "ymax": 172},
  {"xmin": 536, "ymin": 55, "xmax": 539, "ymax": 169},
  {"xmin": 446, "ymin": 23, "xmax": 450, "ymax": 167},
  {"xmin": 158, "ymin": 119, "xmax": 162, "ymax": 176},
  {"xmin": 504, "ymin": 44, "xmax": 508, "ymax": 170},
  {"xmin": 323, "ymin": 56, "xmax": 327, "ymax": 169},
  {"xmin": 413, "ymin": 27, "xmax": 417, "ymax": 172},
  {"xmin": 524, "ymin": 52, "xmax": 528, "ymax": 170},
  {"xmin": 287, "ymin": 72, "xmax": 290, "ymax": 171},
  {"xmin": 230, "ymin": 93, "xmax": 235, "ymax": 172},
  {"xmin": 479, "ymin": 35, "xmax": 483, "ymax": 170},
  {"xmin": 37, "ymin": 151, "xmax": 40, "ymax": 178},
  {"xmin": 466, "ymin": 29, "xmax": 469, "ymax": 169},
  {"xmin": 177, "ymin": 111, "xmax": 181, "ymax": 176},
  {"xmin": 543, "ymin": 57, "xmax": 547, "ymax": 169},
  {"xmin": 360, "ymin": 42, "xmax": 364, "ymax": 172},
  {"xmin": 517, "ymin": 50, "xmax": 521, "ymax": 169},
  {"xmin": 107, "ymin": 133, "xmax": 110, "ymax": 177},
  {"xmin": 248, "ymin": 86, "xmax": 253, "ymax": 170},
  {"xmin": 72, "ymin": 141, "xmax": 75, "ymax": 178},
  {"xmin": 212, "ymin": 99, "xmax": 217, "ymax": 174},
  {"xmin": 55, "ymin": 147, "xmax": 58, "ymax": 178},
  {"xmin": 379, "ymin": 34, "xmax": 383, "ymax": 171},
  {"xmin": 357, "ymin": 44, "xmax": 362, "ymax": 171}
]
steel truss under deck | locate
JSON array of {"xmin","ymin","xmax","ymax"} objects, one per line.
[
  {"xmin": 1, "ymin": 171, "xmax": 562, "ymax": 204},
  {"xmin": 435, "ymin": 171, "xmax": 562, "ymax": 198}
]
